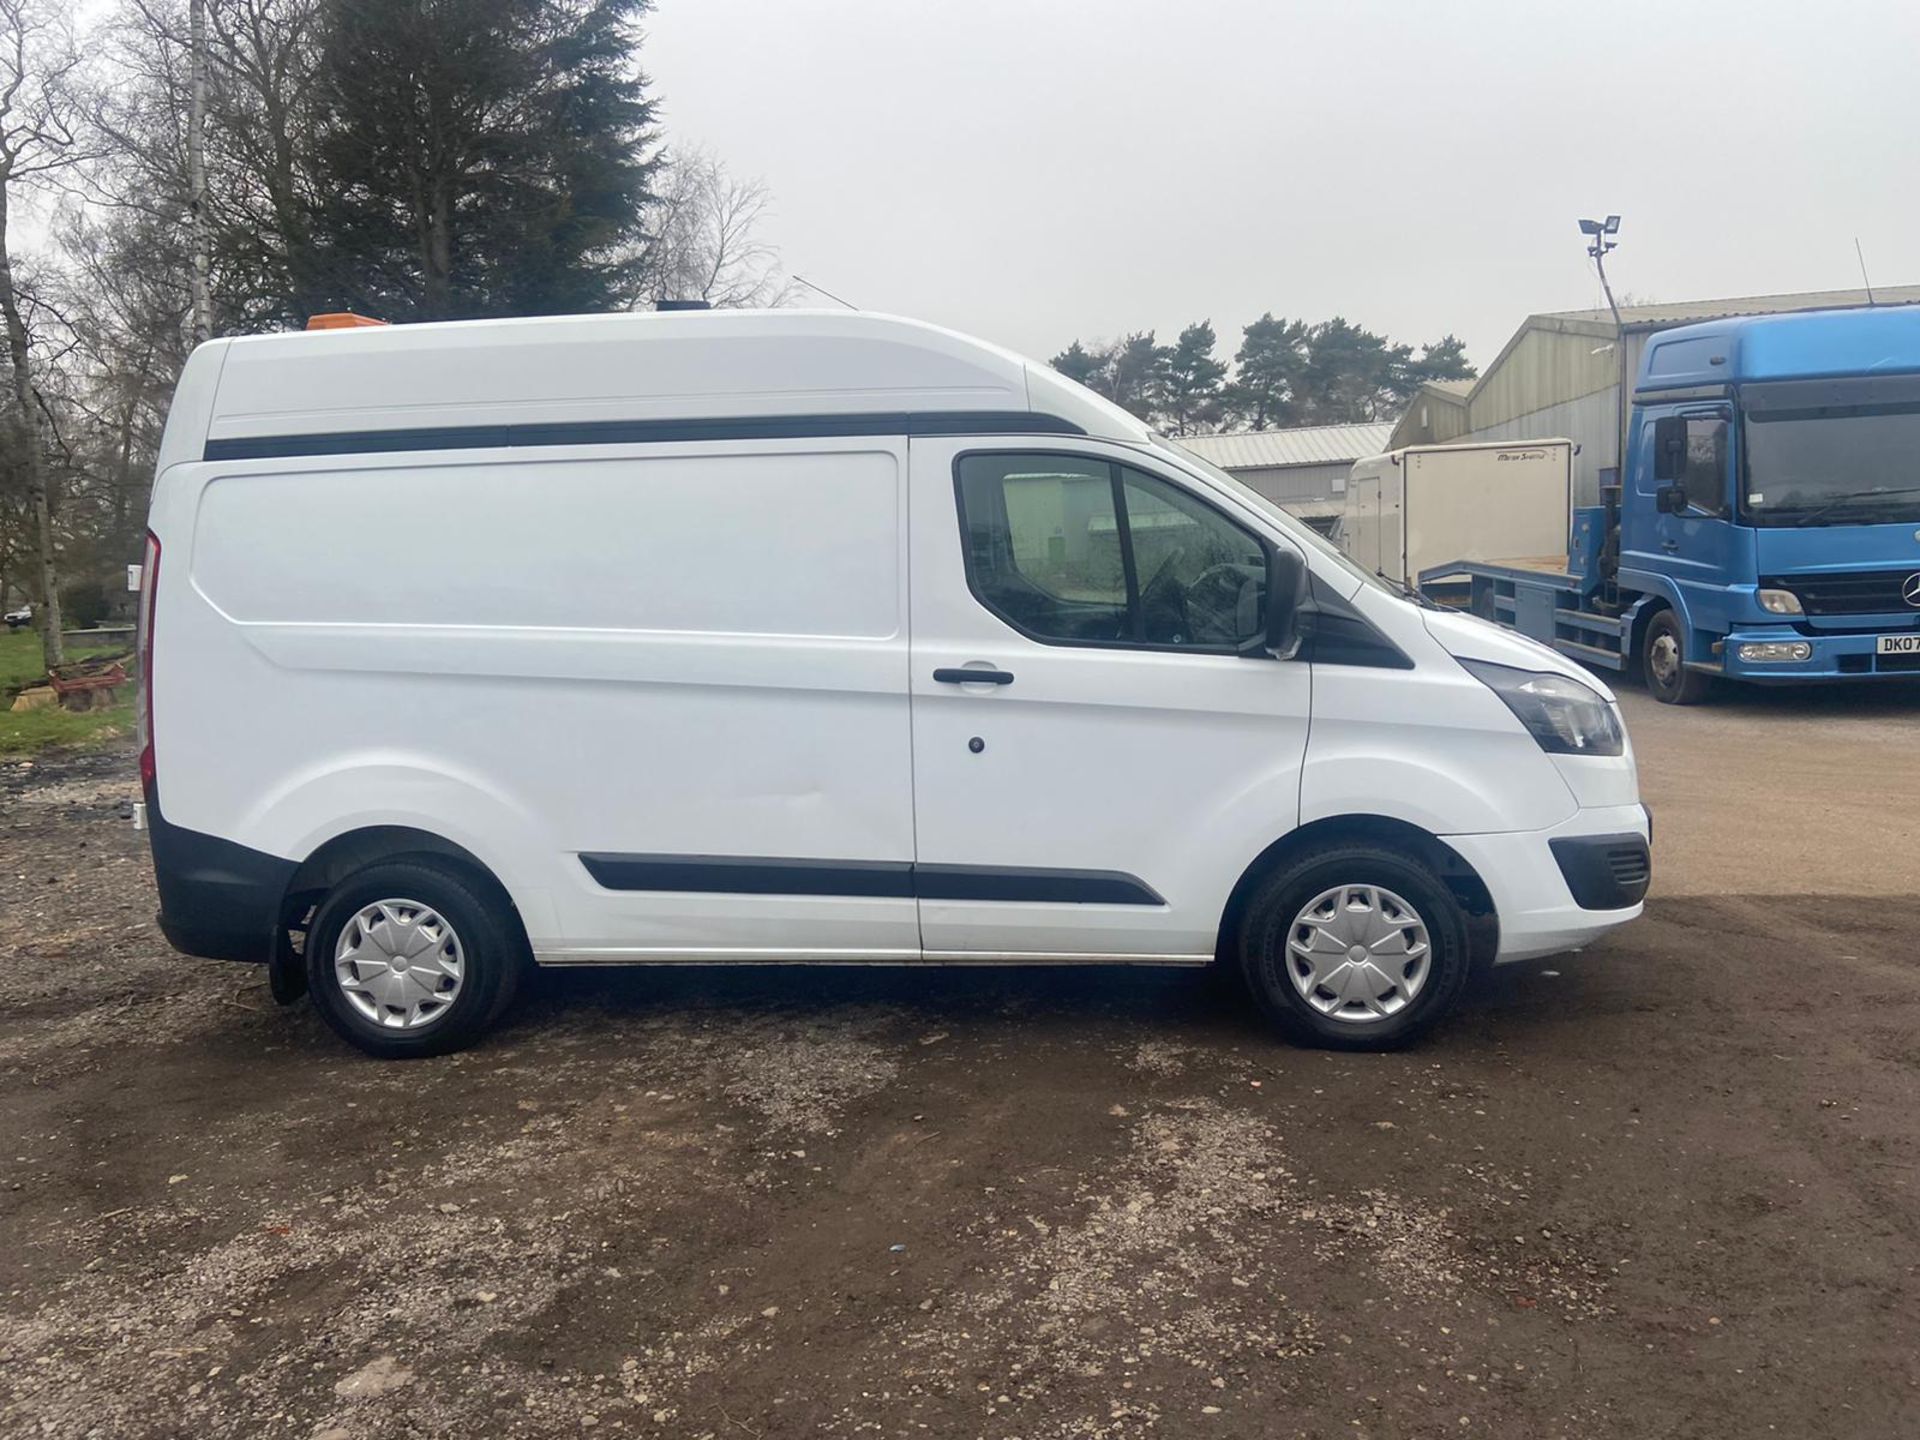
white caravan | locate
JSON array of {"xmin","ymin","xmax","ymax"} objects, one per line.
[
  {"xmin": 1343, "ymin": 440, "xmax": 1576, "ymax": 587},
  {"xmin": 138, "ymin": 310, "xmax": 1648, "ymax": 1058}
]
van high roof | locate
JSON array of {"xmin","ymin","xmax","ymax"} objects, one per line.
[{"xmin": 162, "ymin": 309, "xmax": 1151, "ymax": 470}]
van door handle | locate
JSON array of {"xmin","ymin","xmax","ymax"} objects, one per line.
[
  {"xmin": 933, "ymin": 667, "xmax": 1015, "ymax": 686},
  {"xmin": 1660, "ymin": 540, "xmax": 1679, "ymax": 553}
]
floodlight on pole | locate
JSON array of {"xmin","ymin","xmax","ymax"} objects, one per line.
[{"xmin": 1576, "ymin": 214, "xmax": 1629, "ymax": 547}]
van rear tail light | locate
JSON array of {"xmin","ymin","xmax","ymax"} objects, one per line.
[{"xmin": 137, "ymin": 531, "xmax": 160, "ymax": 794}]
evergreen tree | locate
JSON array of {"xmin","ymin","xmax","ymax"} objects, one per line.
[
  {"xmin": 1227, "ymin": 313, "xmax": 1309, "ymax": 430},
  {"xmin": 1410, "ymin": 333, "xmax": 1475, "ymax": 385},
  {"xmin": 1160, "ymin": 321, "xmax": 1226, "ymax": 436},
  {"xmin": 1057, "ymin": 315, "xmax": 1477, "ymax": 431},
  {"xmin": 1049, "ymin": 332, "xmax": 1166, "ymax": 426},
  {"xmin": 1105, "ymin": 331, "xmax": 1168, "ymax": 422},
  {"xmin": 1293, "ymin": 317, "xmax": 1405, "ymax": 422},
  {"xmin": 313, "ymin": 0, "xmax": 662, "ymax": 320},
  {"xmin": 1049, "ymin": 339, "xmax": 1107, "ymax": 391}
]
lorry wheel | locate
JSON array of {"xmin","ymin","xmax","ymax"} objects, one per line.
[
  {"xmin": 1642, "ymin": 610, "xmax": 1712, "ymax": 705},
  {"xmin": 1238, "ymin": 845, "xmax": 1471, "ymax": 1051},
  {"xmin": 305, "ymin": 858, "xmax": 520, "ymax": 1059}
]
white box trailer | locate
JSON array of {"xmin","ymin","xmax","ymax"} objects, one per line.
[{"xmin": 1342, "ymin": 440, "xmax": 1574, "ymax": 586}]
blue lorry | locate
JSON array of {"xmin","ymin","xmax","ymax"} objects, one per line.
[{"xmin": 1425, "ymin": 305, "xmax": 1920, "ymax": 702}]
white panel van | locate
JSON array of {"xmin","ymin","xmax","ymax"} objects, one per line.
[{"xmin": 138, "ymin": 310, "xmax": 1649, "ymax": 1058}]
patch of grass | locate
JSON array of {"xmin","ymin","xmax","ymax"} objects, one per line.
[
  {"xmin": 0, "ymin": 628, "xmax": 126, "ymax": 693},
  {"xmin": 0, "ymin": 695, "xmax": 134, "ymax": 757},
  {"xmin": 1, "ymin": 630, "xmax": 138, "ymax": 756}
]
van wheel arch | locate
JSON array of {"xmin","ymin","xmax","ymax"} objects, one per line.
[
  {"xmin": 278, "ymin": 826, "xmax": 532, "ymax": 977},
  {"xmin": 1215, "ymin": 816, "xmax": 1497, "ymax": 971}
]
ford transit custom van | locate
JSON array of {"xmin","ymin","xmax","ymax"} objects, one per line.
[{"xmin": 138, "ymin": 310, "xmax": 1648, "ymax": 1057}]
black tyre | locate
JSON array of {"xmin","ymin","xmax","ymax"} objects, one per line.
[
  {"xmin": 1641, "ymin": 609, "xmax": 1713, "ymax": 705},
  {"xmin": 305, "ymin": 858, "xmax": 522, "ymax": 1058},
  {"xmin": 1238, "ymin": 844, "xmax": 1471, "ymax": 1051}
]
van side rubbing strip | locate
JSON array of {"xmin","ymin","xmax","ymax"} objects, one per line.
[
  {"xmin": 202, "ymin": 411, "xmax": 1086, "ymax": 462},
  {"xmin": 578, "ymin": 854, "xmax": 914, "ymax": 898},
  {"xmin": 577, "ymin": 854, "xmax": 1164, "ymax": 905}
]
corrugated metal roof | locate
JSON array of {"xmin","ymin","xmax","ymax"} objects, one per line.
[
  {"xmin": 1177, "ymin": 422, "xmax": 1395, "ymax": 470},
  {"xmin": 1423, "ymin": 377, "xmax": 1476, "ymax": 399},
  {"xmin": 1539, "ymin": 284, "xmax": 1920, "ymax": 331}
]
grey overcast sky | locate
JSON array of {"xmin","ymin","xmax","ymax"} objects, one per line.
[{"xmin": 646, "ymin": 0, "xmax": 1920, "ymax": 372}]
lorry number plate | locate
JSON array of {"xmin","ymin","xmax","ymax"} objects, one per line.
[{"xmin": 1877, "ymin": 634, "xmax": 1920, "ymax": 655}]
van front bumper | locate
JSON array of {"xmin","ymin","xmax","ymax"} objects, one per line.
[{"xmin": 1442, "ymin": 803, "xmax": 1650, "ymax": 964}]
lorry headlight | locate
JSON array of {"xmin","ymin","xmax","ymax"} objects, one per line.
[
  {"xmin": 1737, "ymin": 641, "xmax": 1812, "ymax": 663},
  {"xmin": 1756, "ymin": 588, "xmax": 1803, "ymax": 615},
  {"xmin": 1459, "ymin": 659, "xmax": 1624, "ymax": 756}
]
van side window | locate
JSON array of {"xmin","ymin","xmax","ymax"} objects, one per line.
[
  {"xmin": 1117, "ymin": 468, "xmax": 1267, "ymax": 646},
  {"xmin": 955, "ymin": 453, "xmax": 1267, "ymax": 650},
  {"xmin": 1680, "ymin": 416, "xmax": 1729, "ymax": 516}
]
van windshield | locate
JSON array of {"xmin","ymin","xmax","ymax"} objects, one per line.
[{"xmin": 1153, "ymin": 437, "xmax": 1395, "ymax": 597}]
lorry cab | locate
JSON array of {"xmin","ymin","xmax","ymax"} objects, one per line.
[
  {"xmin": 1622, "ymin": 307, "xmax": 1920, "ymax": 696},
  {"xmin": 139, "ymin": 310, "xmax": 1649, "ymax": 1057}
]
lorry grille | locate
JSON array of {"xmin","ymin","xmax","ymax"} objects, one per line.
[{"xmin": 1765, "ymin": 571, "xmax": 1920, "ymax": 615}]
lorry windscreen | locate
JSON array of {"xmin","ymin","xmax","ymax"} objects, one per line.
[{"xmin": 1741, "ymin": 375, "xmax": 1920, "ymax": 526}]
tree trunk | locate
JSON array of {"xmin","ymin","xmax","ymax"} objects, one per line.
[
  {"xmin": 0, "ymin": 185, "xmax": 62, "ymax": 669},
  {"xmin": 188, "ymin": 0, "xmax": 212, "ymax": 344},
  {"xmin": 423, "ymin": 180, "xmax": 453, "ymax": 318}
]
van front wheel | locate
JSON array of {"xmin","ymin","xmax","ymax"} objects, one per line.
[
  {"xmin": 305, "ymin": 858, "xmax": 520, "ymax": 1058},
  {"xmin": 1238, "ymin": 845, "xmax": 1471, "ymax": 1050}
]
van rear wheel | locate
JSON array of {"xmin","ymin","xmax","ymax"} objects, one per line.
[
  {"xmin": 1238, "ymin": 845, "xmax": 1471, "ymax": 1050},
  {"xmin": 305, "ymin": 858, "xmax": 519, "ymax": 1058}
]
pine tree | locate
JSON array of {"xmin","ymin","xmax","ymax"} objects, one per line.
[
  {"xmin": 1410, "ymin": 334, "xmax": 1476, "ymax": 385},
  {"xmin": 1227, "ymin": 314, "xmax": 1309, "ymax": 430},
  {"xmin": 313, "ymin": 0, "xmax": 662, "ymax": 320},
  {"xmin": 1049, "ymin": 339, "xmax": 1107, "ymax": 391},
  {"xmin": 1160, "ymin": 321, "xmax": 1226, "ymax": 436},
  {"xmin": 1048, "ymin": 334, "xmax": 1166, "ymax": 425},
  {"xmin": 1105, "ymin": 332, "xmax": 1168, "ymax": 422}
]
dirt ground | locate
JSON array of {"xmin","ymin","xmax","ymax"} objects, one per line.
[{"xmin": 2, "ymin": 680, "xmax": 1918, "ymax": 1440}]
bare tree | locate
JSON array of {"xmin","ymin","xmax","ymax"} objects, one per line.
[
  {"xmin": 0, "ymin": 0, "xmax": 94, "ymax": 669},
  {"xmin": 641, "ymin": 148, "xmax": 793, "ymax": 310},
  {"xmin": 186, "ymin": 0, "xmax": 208, "ymax": 342},
  {"xmin": 89, "ymin": 0, "xmax": 327, "ymax": 333}
]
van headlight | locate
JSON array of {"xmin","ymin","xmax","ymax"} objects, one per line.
[
  {"xmin": 1756, "ymin": 588, "xmax": 1803, "ymax": 615},
  {"xmin": 1459, "ymin": 659, "xmax": 1624, "ymax": 756}
]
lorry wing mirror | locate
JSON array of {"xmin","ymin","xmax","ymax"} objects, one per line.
[
  {"xmin": 1651, "ymin": 415, "xmax": 1688, "ymax": 481},
  {"xmin": 1256, "ymin": 546, "xmax": 1310, "ymax": 660},
  {"xmin": 1655, "ymin": 483, "xmax": 1688, "ymax": 515}
]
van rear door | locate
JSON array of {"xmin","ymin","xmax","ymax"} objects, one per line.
[{"xmin": 906, "ymin": 437, "xmax": 1311, "ymax": 961}]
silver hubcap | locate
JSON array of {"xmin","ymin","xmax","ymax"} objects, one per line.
[
  {"xmin": 1649, "ymin": 632, "xmax": 1681, "ymax": 685},
  {"xmin": 334, "ymin": 899, "xmax": 465, "ymax": 1030},
  {"xmin": 1286, "ymin": 885, "xmax": 1431, "ymax": 1024}
]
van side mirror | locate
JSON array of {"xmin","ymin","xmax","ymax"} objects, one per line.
[
  {"xmin": 1258, "ymin": 547, "xmax": 1310, "ymax": 660},
  {"xmin": 1651, "ymin": 415, "xmax": 1688, "ymax": 482},
  {"xmin": 1655, "ymin": 484, "xmax": 1687, "ymax": 515}
]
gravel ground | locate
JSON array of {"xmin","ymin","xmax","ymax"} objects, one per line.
[{"xmin": 2, "ymin": 682, "xmax": 1917, "ymax": 1439}]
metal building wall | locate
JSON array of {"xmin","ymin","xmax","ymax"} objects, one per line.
[
  {"xmin": 1468, "ymin": 324, "xmax": 1620, "ymax": 431},
  {"xmin": 1232, "ymin": 461, "xmax": 1355, "ymax": 505},
  {"xmin": 1453, "ymin": 387, "xmax": 1619, "ymax": 508}
]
